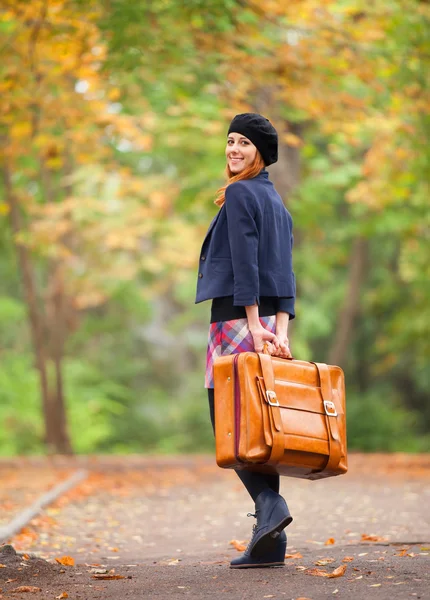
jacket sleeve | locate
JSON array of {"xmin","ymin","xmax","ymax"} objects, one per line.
[
  {"xmin": 224, "ymin": 182, "xmax": 260, "ymax": 306},
  {"xmin": 278, "ymin": 228, "xmax": 296, "ymax": 319}
]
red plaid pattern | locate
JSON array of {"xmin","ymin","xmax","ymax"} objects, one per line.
[{"xmin": 205, "ymin": 315, "xmax": 276, "ymax": 388}]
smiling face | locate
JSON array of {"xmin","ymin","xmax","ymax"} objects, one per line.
[{"xmin": 225, "ymin": 132, "xmax": 258, "ymax": 174}]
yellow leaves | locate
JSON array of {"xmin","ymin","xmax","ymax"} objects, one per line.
[
  {"xmin": 0, "ymin": 203, "xmax": 10, "ymax": 216},
  {"xmin": 9, "ymin": 122, "xmax": 32, "ymax": 140},
  {"xmin": 283, "ymin": 133, "xmax": 302, "ymax": 148},
  {"xmin": 55, "ymin": 556, "xmax": 74, "ymax": 566},
  {"xmin": 74, "ymin": 290, "xmax": 107, "ymax": 310},
  {"xmin": 108, "ymin": 88, "xmax": 121, "ymax": 101}
]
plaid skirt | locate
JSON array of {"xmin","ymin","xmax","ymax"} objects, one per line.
[{"xmin": 205, "ymin": 315, "xmax": 276, "ymax": 389}]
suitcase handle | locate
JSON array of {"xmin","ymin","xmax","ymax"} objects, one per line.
[{"xmin": 263, "ymin": 342, "xmax": 294, "ymax": 360}]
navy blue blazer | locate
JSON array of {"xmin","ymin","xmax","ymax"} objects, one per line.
[{"xmin": 195, "ymin": 169, "xmax": 296, "ymax": 318}]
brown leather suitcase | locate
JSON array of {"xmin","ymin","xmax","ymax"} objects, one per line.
[{"xmin": 213, "ymin": 351, "xmax": 347, "ymax": 480}]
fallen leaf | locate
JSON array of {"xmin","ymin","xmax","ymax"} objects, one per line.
[
  {"xmin": 89, "ymin": 567, "xmax": 108, "ymax": 574},
  {"xmin": 285, "ymin": 552, "xmax": 303, "ymax": 559},
  {"xmin": 325, "ymin": 538, "xmax": 335, "ymax": 545},
  {"xmin": 315, "ymin": 558, "xmax": 335, "ymax": 566},
  {"xmin": 229, "ymin": 540, "xmax": 246, "ymax": 552},
  {"xmin": 421, "ymin": 547, "xmax": 430, "ymax": 551},
  {"xmin": 56, "ymin": 594, "xmax": 68, "ymax": 599},
  {"xmin": 395, "ymin": 548, "xmax": 410, "ymax": 557},
  {"xmin": 263, "ymin": 596, "xmax": 275, "ymax": 598},
  {"xmin": 22, "ymin": 554, "xmax": 30, "ymax": 560},
  {"xmin": 10, "ymin": 586, "xmax": 42, "ymax": 593},
  {"xmin": 342, "ymin": 556, "xmax": 354, "ymax": 562},
  {"xmin": 6, "ymin": 579, "xmax": 18, "ymax": 583},
  {"xmin": 91, "ymin": 574, "xmax": 126, "ymax": 580},
  {"xmin": 370, "ymin": 584, "xmax": 381, "ymax": 587},
  {"xmin": 361, "ymin": 534, "xmax": 386, "ymax": 542},
  {"xmin": 358, "ymin": 552, "xmax": 368, "ymax": 557},
  {"xmin": 0, "ymin": 565, "xmax": 6, "ymax": 568},
  {"xmin": 333, "ymin": 590, "xmax": 339, "ymax": 595},
  {"xmin": 55, "ymin": 556, "xmax": 75, "ymax": 567},
  {"xmin": 306, "ymin": 565, "xmax": 347, "ymax": 579}
]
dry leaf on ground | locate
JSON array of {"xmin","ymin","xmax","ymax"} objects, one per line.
[
  {"xmin": 0, "ymin": 564, "xmax": 6, "ymax": 568},
  {"xmin": 361, "ymin": 534, "xmax": 386, "ymax": 542},
  {"xmin": 56, "ymin": 594, "xmax": 68, "ymax": 599},
  {"xmin": 285, "ymin": 552, "xmax": 303, "ymax": 559},
  {"xmin": 10, "ymin": 586, "xmax": 42, "ymax": 593},
  {"xmin": 55, "ymin": 556, "xmax": 74, "ymax": 566},
  {"xmin": 306, "ymin": 565, "xmax": 347, "ymax": 579},
  {"xmin": 342, "ymin": 556, "xmax": 354, "ymax": 562},
  {"xmin": 396, "ymin": 547, "xmax": 411, "ymax": 557},
  {"xmin": 315, "ymin": 558, "xmax": 335, "ymax": 566},
  {"xmin": 229, "ymin": 540, "xmax": 246, "ymax": 552},
  {"xmin": 91, "ymin": 574, "xmax": 126, "ymax": 580},
  {"xmin": 325, "ymin": 537, "xmax": 335, "ymax": 545}
]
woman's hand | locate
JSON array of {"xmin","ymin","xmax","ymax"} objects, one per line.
[
  {"xmin": 272, "ymin": 330, "xmax": 292, "ymax": 359},
  {"xmin": 250, "ymin": 324, "xmax": 280, "ymax": 354}
]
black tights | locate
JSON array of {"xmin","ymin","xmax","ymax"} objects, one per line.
[{"xmin": 207, "ymin": 388, "xmax": 279, "ymax": 503}]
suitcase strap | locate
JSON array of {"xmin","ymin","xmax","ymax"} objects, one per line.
[
  {"xmin": 310, "ymin": 362, "xmax": 342, "ymax": 473},
  {"xmin": 258, "ymin": 353, "xmax": 285, "ymax": 466},
  {"xmin": 258, "ymin": 355, "xmax": 343, "ymax": 472}
]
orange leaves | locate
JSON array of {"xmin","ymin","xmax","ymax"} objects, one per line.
[
  {"xmin": 285, "ymin": 552, "xmax": 303, "ymax": 559},
  {"xmin": 229, "ymin": 540, "xmax": 247, "ymax": 552},
  {"xmin": 91, "ymin": 574, "xmax": 126, "ymax": 580},
  {"xmin": 324, "ymin": 537, "xmax": 335, "ymax": 545},
  {"xmin": 55, "ymin": 556, "xmax": 75, "ymax": 567},
  {"xmin": 361, "ymin": 534, "xmax": 387, "ymax": 542},
  {"xmin": 306, "ymin": 565, "xmax": 347, "ymax": 578},
  {"xmin": 9, "ymin": 586, "xmax": 42, "ymax": 593},
  {"xmin": 314, "ymin": 557, "xmax": 335, "ymax": 566},
  {"xmin": 56, "ymin": 594, "xmax": 69, "ymax": 599}
]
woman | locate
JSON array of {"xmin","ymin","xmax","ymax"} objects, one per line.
[{"xmin": 195, "ymin": 113, "xmax": 296, "ymax": 568}]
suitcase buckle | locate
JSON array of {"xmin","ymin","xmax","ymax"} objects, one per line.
[
  {"xmin": 266, "ymin": 390, "xmax": 279, "ymax": 407},
  {"xmin": 324, "ymin": 400, "xmax": 337, "ymax": 417}
]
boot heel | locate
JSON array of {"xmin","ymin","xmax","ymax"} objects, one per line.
[{"xmin": 264, "ymin": 537, "xmax": 287, "ymax": 563}]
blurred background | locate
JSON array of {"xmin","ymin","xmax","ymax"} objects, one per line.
[{"xmin": 0, "ymin": 0, "xmax": 428, "ymax": 456}]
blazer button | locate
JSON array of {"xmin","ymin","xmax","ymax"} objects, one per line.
[
  {"xmin": 198, "ymin": 273, "xmax": 203, "ymax": 278},
  {"xmin": 201, "ymin": 255, "xmax": 206, "ymax": 261}
]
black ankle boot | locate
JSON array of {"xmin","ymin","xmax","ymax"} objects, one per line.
[
  {"xmin": 230, "ymin": 529, "xmax": 287, "ymax": 569},
  {"xmin": 248, "ymin": 489, "xmax": 292, "ymax": 557}
]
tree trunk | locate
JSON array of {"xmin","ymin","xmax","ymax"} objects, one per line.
[
  {"xmin": 45, "ymin": 266, "xmax": 73, "ymax": 454},
  {"xmin": 2, "ymin": 161, "xmax": 58, "ymax": 452},
  {"xmin": 39, "ymin": 157, "xmax": 73, "ymax": 455},
  {"xmin": 328, "ymin": 236, "xmax": 369, "ymax": 367}
]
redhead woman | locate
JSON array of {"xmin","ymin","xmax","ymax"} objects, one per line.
[{"xmin": 195, "ymin": 113, "xmax": 296, "ymax": 568}]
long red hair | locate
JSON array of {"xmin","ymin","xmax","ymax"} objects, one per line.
[{"xmin": 214, "ymin": 152, "xmax": 265, "ymax": 208}]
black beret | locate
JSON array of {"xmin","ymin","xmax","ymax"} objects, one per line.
[{"xmin": 227, "ymin": 113, "xmax": 278, "ymax": 166}]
